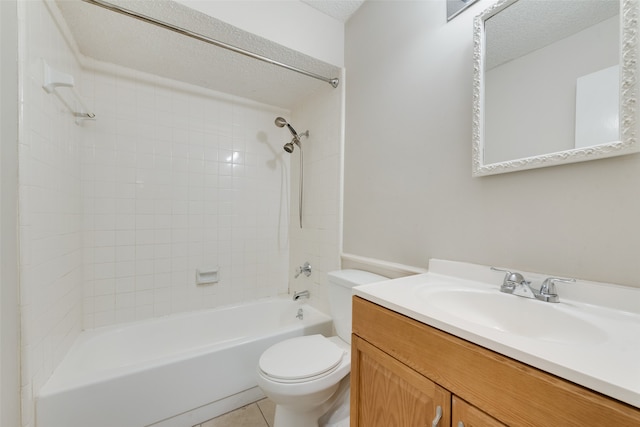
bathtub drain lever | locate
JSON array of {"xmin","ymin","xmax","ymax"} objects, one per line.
[{"xmin": 296, "ymin": 308, "xmax": 304, "ymax": 320}]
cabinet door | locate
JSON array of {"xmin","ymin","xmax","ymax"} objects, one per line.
[
  {"xmin": 351, "ymin": 335, "xmax": 451, "ymax": 427},
  {"xmin": 452, "ymin": 395, "xmax": 506, "ymax": 427}
]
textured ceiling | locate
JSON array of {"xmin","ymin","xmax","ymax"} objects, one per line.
[
  {"xmin": 300, "ymin": 0, "xmax": 365, "ymax": 22},
  {"xmin": 485, "ymin": 0, "xmax": 619, "ymax": 70},
  {"xmin": 55, "ymin": 0, "xmax": 347, "ymax": 110}
]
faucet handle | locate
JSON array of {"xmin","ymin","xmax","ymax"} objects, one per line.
[
  {"xmin": 294, "ymin": 262, "xmax": 312, "ymax": 278},
  {"xmin": 491, "ymin": 267, "xmax": 526, "ymax": 292},
  {"xmin": 538, "ymin": 277, "xmax": 575, "ymax": 303}
]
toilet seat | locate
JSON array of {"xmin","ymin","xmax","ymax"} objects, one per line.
[{"xmin": 259, "ymin": 335, "xmax": 346, "ymax": 384}]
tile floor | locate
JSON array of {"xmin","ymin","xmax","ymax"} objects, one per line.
[{"xmin": 195, "ymin": 398, "xmax": 275, "ymax": 427}]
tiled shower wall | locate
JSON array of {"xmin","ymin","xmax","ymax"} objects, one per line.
[
  {"xmin": 20, "ymin": 0, "xmax": 292, "ymax": 424},
  {"xmin": 288, "ymin": 80, "xmax": 344, "ymax": 314},
  {"xmin": 18, "ymin": 1, "xmax": 84, "ymax": 425},
  {"xmin": 81, "ymin": 66, "xmax": 291, "ymax": 328}
]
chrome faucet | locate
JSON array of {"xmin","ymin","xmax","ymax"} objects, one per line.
[
  {"xmin": 292, "ymin": 290, "xmax": 310, "ymax": 301},
  {"xmin": 294, "ymin": 262, "xmax": 312, "ymax": 278},
  {"xmin": 537, "ymin": 277, "xmax": 576, "ymax": 303},
  {"xmin": 491, "ymin": 267, "xmax": 533, "ymax": 296},
  {"xmin": 491, "ymin": 267, "xmax": 574, "ymax": 303}
]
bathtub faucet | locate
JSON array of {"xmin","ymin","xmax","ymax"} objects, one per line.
[{"xmin": 293, "ymin": 290, "xmax": 310, "ymax": 301}]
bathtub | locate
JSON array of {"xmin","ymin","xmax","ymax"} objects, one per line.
[{"xmin": 36, "ymin": 296, "xmax": 333, "ymax": 427}]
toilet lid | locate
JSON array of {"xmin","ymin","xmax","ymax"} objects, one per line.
[{"xmin": 259, "ymin": 335, "xmax": 345, "ymax": 381}]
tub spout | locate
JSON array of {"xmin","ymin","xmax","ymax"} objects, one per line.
[{"xmin": 293, "ymin": 290, "xmax": 310, "ymax": 301}]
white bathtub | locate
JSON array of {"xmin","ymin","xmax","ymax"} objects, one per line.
[{"xmin": 36, "ymin": 297, "xmax": 333, "ymax": 427}]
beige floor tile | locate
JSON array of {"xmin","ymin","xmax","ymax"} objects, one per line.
[
  {"xmin": 256, "ymin": 398, "xmax": 276, "ymax": 427},
  {"xmin": 199, "ymin": 403, "xmax": 268, "ymax": 427}
]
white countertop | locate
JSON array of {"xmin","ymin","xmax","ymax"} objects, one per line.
[{"xmin": 352, "ymin": 259, "xmax": 640, "ymax": 408}]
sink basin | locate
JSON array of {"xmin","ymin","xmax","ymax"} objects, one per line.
[
  {"xmin": 419, "ymin": 288, "xmax": 607, "ymax": 344},
  {"xmin": 353, "ymin": 260, "xmax": 640, "ymax": 408}
]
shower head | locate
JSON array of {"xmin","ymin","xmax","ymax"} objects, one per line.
[
  {"xmin": 283, "ymin": 141, "xmax": 295, "ymax": 153},
  {"xmin": 275, "ymin": 117, "xmax": 308, "ymax": 153},
  {"xmin": 283, "ymin": 137, "xmax": 302, "ymax": 153},
  {"xmin": 274, "ymin": 116, "xmax": 300, "ymax": 140}
]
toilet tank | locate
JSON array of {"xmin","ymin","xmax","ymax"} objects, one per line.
[{"xmin": 327, "ymin": 269, "xmax": 388, "ymax": 344}]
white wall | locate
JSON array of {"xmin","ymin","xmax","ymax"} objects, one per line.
[
  {"xmin": 344, "ymin": 0, "xmax": 640, "ymax": 288},
  {"xmin": 1, "ymin": 0, "xmax": 21, "ymax": 425},
  {"xmin": 81, "ymin": 63, "xmax": 291, "ymax": 328},
  {"xmin": 173, "ymin": 0, "xmax": 345, "ymax": 67}
]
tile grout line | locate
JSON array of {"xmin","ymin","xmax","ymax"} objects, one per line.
[{"xmin": 257, "ymin": 402, "xmax": 270, "ymax": 427}]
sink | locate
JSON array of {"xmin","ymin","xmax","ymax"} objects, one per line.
[
  {"xmin": 352, "ymin": 260, "xmax": 640, "ymax": 408},
  {"xmin": 419, "ymin": 288, "xmax": 607, "ymax": 344}
]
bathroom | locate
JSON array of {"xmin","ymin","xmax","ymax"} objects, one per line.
[{"xmin": 1, "ymin": 0, "xmax": 639, "ymax": 426}]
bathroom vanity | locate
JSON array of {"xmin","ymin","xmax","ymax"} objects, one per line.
[{"xmin": 349, "ymin": 260, "xmax": 640, "ymax": 426}]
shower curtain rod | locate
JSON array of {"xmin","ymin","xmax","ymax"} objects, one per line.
[{"xmin": 81, "ymin": 0, "xmax": 340, "ymax": 88}]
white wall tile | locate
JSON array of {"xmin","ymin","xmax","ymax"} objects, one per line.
[
  {"xmin": 80, "ymin": 68, "xmax": 291, "ymax": 326},
  {"xmin": 288, "ymin": 82, "xmax": 344, "ymax": 315},
  {"xmin": 18, "ymin": 2, "xmax": 84, "ymax": 425}
]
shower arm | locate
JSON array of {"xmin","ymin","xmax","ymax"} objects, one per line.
[{"xmin": 81, "ymin": 0, "xmax": 340, "ymax": 88}]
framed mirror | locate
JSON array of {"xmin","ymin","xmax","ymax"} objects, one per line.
[{"xmin": 472, "ymin": 0, "xmax": 639, "ymax": 176}]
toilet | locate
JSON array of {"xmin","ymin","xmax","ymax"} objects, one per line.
[{"xmin": 256, "ymin": 269, "xmax": 388, "ymax": 427}]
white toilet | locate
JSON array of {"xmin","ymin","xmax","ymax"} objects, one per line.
[{"xmin": 256, "ymin": 269, "xmax": 387, "ymax": 427}]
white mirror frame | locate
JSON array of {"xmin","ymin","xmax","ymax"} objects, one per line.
[{"xmin": 472, "ymin": 0, "xmax": 639, "ymax": 177}]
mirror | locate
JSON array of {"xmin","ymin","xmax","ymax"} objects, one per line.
[{"xmin": 472, "ymin": 0, "xmax": 639, "ymax": 176}]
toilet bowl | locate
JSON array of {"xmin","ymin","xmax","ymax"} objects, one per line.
[
  {"xmin": 256, "ymin": 269, "xmax": 388, "ymax": 427},
  {"xmin": 257, "ymin": 335, "xmax": 351, "ymax": 427}
]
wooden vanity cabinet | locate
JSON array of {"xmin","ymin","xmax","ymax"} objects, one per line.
[
  {"xmin": 452, "ymin": 396, "xmax": 506, "ymax": 427},
  {"xmin": 351, "ymin": 335, "xmax": 450, "ymax": 426},
  {"xmin": 351, "ymin": 296, "xmax": 640, "ymax": 427}
]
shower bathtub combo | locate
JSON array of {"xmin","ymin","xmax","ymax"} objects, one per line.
[
  {"xmin": 36, "ymin": 297, "xmax": 332, "ymax": 427},
  {"xmin": 34, "ymin": 2, "xmax": 339, "ymax": 427}
]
